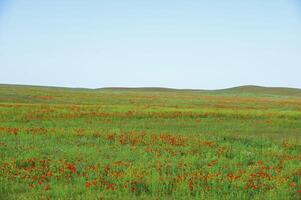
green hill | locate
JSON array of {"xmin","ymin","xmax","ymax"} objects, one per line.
[
  {"xmin": 212, "ymin": 85, "xmax": 301, "ymax": 98},
  {"xmin": 0, "ymin": 84, "xmax": 301, "ymax": 104}
]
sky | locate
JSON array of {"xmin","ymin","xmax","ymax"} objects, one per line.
[{"xmin": 0, "ymin": 0, "xmax": 300, "ymax": 89}]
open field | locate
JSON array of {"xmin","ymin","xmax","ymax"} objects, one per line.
[{"xmin": 0, "ymin": 84, "xmax": 301, "ymax": 199}]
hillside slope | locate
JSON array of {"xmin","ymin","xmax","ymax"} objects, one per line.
[
  {"xmin": 213, "ymin": 85, "xmax": 301, "ymax": 97},
  {"xmin": 0, "ymin": 84, "xmax": 301, "ymax": 104}
]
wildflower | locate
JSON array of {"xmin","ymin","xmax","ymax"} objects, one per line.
[
  {"xmin": 107, "ymin": 183, "xmax": 114, "ymax": 191},
  {"xmin": 85, "ymin": 182, "xmax": 91, "ymax": 188},
  {"xmin": 188, "ymin": 179, "xmax": 193, "ymax": 192},
  {"xmin": 66, "ymin": 163, "xmax": 76, "ymax": 174}
]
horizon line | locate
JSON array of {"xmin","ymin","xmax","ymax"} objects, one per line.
[{"xmin": 1, "ymin": 83, "xmax": 301, "ymax": 91}]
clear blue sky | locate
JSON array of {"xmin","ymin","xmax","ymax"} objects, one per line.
[{"xmin": 0, "ymin": 0, "xmax": 300, "ymax": 89}]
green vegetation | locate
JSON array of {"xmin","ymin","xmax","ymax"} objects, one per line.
[{"xmin": 1, "ymin": 84, "xmax": 301, "ymax": 199}]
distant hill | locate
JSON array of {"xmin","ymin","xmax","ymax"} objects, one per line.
[
  {"xmin": 100, "ymin": 85, "xmax": 301, "ymax": 97},
  {"xmin": 212, "ymin": 85, "xmax": 301, "ymax": 97},
  {"xmin": 0, "ymin": 84, "xmax": 90, "ymax": 91},
  {"xmin": 0, "ymin": 84, "xmax": 301, "ymax": 102},
  {"xmin": 100, "ymin": 87, "xmax": 202, "ymax": 92}
]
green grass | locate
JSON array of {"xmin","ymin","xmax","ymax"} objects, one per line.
[{"xmin": 0, "ymin": 84, "xmax": 301, "ymax": 199}]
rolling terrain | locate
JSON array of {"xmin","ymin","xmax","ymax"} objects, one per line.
[{"xmin": 0, "ymin": 84, "xmax": 301, "ymax": 199}]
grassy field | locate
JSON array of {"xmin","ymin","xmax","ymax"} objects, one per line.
[{"xmin": 0, "ymin": 84, "xmax": 301, "ymax": 199}]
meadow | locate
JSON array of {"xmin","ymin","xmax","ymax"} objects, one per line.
[{"xmin": 0, "ymin": 84, "xmax": 300, "ymax": 199}]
